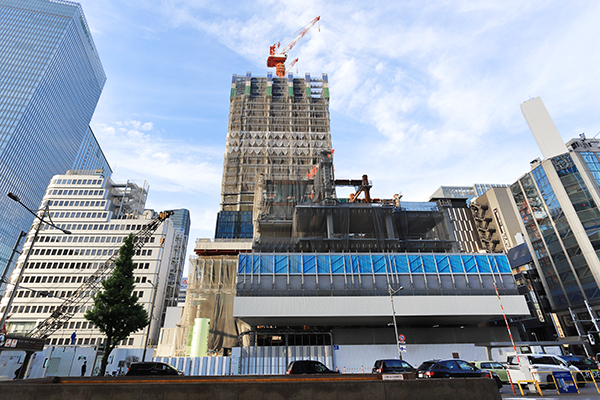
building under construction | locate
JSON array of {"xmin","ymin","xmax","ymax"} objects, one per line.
[
  {"xmin": 171, "ymin": 72, "xmax": 531, "ymax": 372},
  {"xmin": 215, "ymin": 72, "xmax": 332, "ymax": 239}
]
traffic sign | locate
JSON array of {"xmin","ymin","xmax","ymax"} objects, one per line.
[{"xmin": 399, "ymin": 345, "xmax": 407, "ymax": 353}]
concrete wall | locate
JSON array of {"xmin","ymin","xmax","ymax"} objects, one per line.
[{"xmin": 0, "ymin": 375, "xmax": 501, "ymax": 400}]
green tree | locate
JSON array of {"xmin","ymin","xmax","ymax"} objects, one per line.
[{"xmin": 85, "ymin": 234, "xmax": 148, "ymax": 376}]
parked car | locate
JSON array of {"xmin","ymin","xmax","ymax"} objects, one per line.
[
  {"xmin": 471, "ymin": 360, "xmax": 509, "ymax": 383},
  {"xmin": 125, "ymin": 362, "xmax": 183, "ymax": 376},
  {"xmin": 372, "ymin": 359, "xmax": 415, "ymax": 374},
  {"xmin": 506, "ymin": 354, "xmax": 584, "ymax": 388},
  {"xmin": 556, "ymin": 355, "xmax": 599, "ymax": 381},
  {"xmin": 416, "ymin": 359, "xmax": 501, "ymax": 388},
  {"xmin": 285, "ymin": 360, "xmax": 339, "ymax": 374}
]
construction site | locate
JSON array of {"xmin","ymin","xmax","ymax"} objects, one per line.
[{"xmin": 158, "ymin": 19, "xmax": 532, "ymax": 372}]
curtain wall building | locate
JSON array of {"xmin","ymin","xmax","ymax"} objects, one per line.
[
  {"xmin": 508, "ymin": 97, "xmax": 600, "ymax": 342},
  {"xmin": 0, "ymin": 0, "xmax": 106, "ymax": 289}
]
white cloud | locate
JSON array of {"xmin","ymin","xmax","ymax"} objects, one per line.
[{"xmin": 94, "ymin": 119, "xmax": 222, "ymax": 195}]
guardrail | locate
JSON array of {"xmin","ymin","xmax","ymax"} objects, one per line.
[{"xmin": 511, "ymin": 370, "xmax": 600, "ymax": 396}]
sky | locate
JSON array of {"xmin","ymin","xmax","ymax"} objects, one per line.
[{"xmin": 75, "ymin": 0, "xmax": 600, "ymax": 270}]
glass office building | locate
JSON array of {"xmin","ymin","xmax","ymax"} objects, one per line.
[
  {"xmin": 511, "ymin": 137, "xmax": 600, "ymax": 333},
  {"xmin": 0, "ymin": 0, "xmax": 106, "ymax": 291},
  {"xmin": 72, "ymin": 127, "xmax": 112, "ymax": 177}
]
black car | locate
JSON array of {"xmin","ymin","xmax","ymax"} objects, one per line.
[
  {"xmin": 556, "ymin": 355, "xmax": 599, "ymax": 380},
  {"xmin": 285, "ymin": 360, "xmax": 339, "ymax": 374},
  {"xmin": 125, "ymin": 361, "xmax": 183, "ymax": 376},
  {"xmin": 417, "ymin": 359, "xmax": 501, "ymax": 388},
  {"xmin": 372, "ymin": 359, "xmax": 415, "ymax": 374}
]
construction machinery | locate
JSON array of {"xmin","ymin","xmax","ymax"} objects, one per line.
[
  {"xmin": 27, "ymin": 210, "xmax": 174, "ymax": 339},
  {"xmin": 267, "ymin": 16, "xmax": 320, "ymax": 77}
]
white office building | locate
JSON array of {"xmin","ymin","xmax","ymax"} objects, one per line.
[{"xmin": 0, "ymin": 170, "xmax": 188, "ymax": 350}]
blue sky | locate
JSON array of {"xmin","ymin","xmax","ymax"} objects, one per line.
[{"xmin": 76, "ymin": 0, "xmax": 600, "ymax": 268}]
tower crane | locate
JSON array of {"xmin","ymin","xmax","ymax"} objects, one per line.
[
  {"xmin": 27, "ymin": 210, "xmax": 174, "ymax": 339},
  {"xmin": 267, "ymin": 16, "xmax": 320, "ymax": 77}
]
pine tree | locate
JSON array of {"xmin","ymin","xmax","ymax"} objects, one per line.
[{"xmin": 85, "ymin": 234, "xmax": 148, "ymax": 376}]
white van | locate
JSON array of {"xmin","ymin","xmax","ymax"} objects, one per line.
[{"xmin": 506, "ymin": 354, "xmax": 584, "ymax": 387}]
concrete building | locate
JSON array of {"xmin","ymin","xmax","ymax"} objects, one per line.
[
  {"xmin": 0, "ymin": 0, "xmax": 106, "ymax": 289},
  {"xmin": 0, "ymin": 171, "xmax": 187, "ymax": 352}
]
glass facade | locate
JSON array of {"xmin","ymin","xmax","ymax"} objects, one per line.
[
  {"xmin": 511, "ymin": 153, "xmax": 600, "ymax": 310},
  {"xmin": 72, "ymin": 126, "xmax": 112, "ymax": 177},
  {"xmin": 0, "ymin": 0, "xmax": 106, "ymax": 291},
  {"xmin": 215, "ymin": 211, "xmax": 253, "ymax": 239}
]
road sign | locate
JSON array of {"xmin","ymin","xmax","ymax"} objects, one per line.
[
  {"xmin": 399, "ymin": 334, "xmax": 405, "ymax": 341},
  {"xmin": 399, "ymin": 345, "xmax": 407, "ymax": 353}
]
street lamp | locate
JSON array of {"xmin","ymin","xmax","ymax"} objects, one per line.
[
  {"xmin": 388, "ymin": 284, "xmax": 404, "ymax": 360},
  {"xmin": 0, "ymin": 192, "xmax": 71, "ymax": 338},
  {"xmin": 142, "ymin": 278, "xmax": 159, "ymax": 361}
]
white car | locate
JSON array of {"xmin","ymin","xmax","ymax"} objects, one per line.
[{"xmin": 506, "ymin": 354, "xmax": 585, "ymax": 388}]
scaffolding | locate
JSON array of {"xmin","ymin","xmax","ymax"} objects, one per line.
[
  {"xmin": 176, "ymin": 255, "xmax": 241, "ymax": 356},
  {"xmin": 220, "ymin": 72, "xmax": 333, "ymax": 214}
]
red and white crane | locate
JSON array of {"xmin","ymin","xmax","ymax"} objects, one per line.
[{"xmin": 267, "ymin": 16, "xmax": 320, "ymax": 77}]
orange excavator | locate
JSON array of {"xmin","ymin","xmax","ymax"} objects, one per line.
[{"xmin": 267, "ymin": 16, "xmax": 320, "ymax": 77}]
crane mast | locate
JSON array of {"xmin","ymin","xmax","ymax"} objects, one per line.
[
  {"xmin": 267, "ymin": 16, "xmax": 320, "ymax": 77},
  {"xmin": 27, "ymin": 210, "xmax": 174, "ymax": 339}
]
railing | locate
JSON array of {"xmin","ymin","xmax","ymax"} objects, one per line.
[{"xmin": 511, "ymin": 369, "xmax": 600, "ymax": 396}]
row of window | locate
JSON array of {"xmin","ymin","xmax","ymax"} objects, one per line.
[
  {"xmin": 52, "ymin": 178, "xmax": 103, "ymax": 186},
  {"xmin": 44, "ymin": 222, "xmax": 149, "ymax": 232},
  {"xmin": 23, "ymin": 274, "xmax": 85, "ymax": 284},
  {"xmin": 50, "ymin": 211, "xmax": 108, "ymax": 219},
  {"xmin": 48, "ymin": 200, "xmax": 105, "ymax": 207},
  {"xmin": 26, "ymin": 261, "xmax": 151, "ymax": 270},
  {"xmin": 38, "ymin": 235, "xmax": 155, "ymax": 244},
  {"xmin": 14, "ymin": 288, "xmax": 145, "ymax": 301},
  {"xmin": 23, "ymin": 270, "xmax": 152, "ymax": 286},
  {"xmin": 50, "ymin": 337, "xmax": 134, "ymax": 347},
  {"xmin": 31, "ymin": 247, "xmax": 153, "ymax": 257},
  {"xmin": 47, "ymin": 188, "xmax": 104, "ymax": 196}
]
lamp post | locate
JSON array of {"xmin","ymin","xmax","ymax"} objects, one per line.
[
  {"xmin": 0, "ymin": 193, "xmax": 70, "ymax": 337},
  {"xmin": 142, "ymin": 278, "xmax": 159, "ymax": 361},
  {"xmin": 388, "ymin": 284, "xmax": 404, "ymax": 360}
]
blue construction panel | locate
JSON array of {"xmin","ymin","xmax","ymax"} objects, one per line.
[
  {"xmin": 237, "ymin": 253, "xmax": 513, "ymax": 279},
  {"xmin": 492, "ymin": 255, "xmax": 511, "ymax": 273},
  {"xmin": 463, "ymin": 255, "xmax": 477, "ymax": 273},
  {"xmin": 317, "ymin": 255, "xmax": 330, "ymax": 273},
  {"xmin": 260, "ymin": 255, "xmax": 273, "ymax": 274},
  {"xmin": 409, "ymin": 255, "xmax": 423, "ymax": 273},
  {"xmin": 435, "ymin": 255, "xmax": 450, "ymax": 273},
  {"xmin": 422, "ymin": 255, "xmax": 437, "ymax": 273},
  {"xmin": 390, "ymin": 255, "xmax": 406, "ymax": 273},
  {"xmin": 348, "ymin": 254, "xmax": 359, "ymax": 274},
  {"xmin": 303, "ymin": 254, "xmax": 316, "ymax": 273},
  {"xmin": 275, "ymin": 255, "xmax": 287, "ymax": 274},
  {"xmin": 449, "ymin": 255, "xmax": 464, "ymax": 273},
  {"xmin": 330, "ymin": 254, "xmax": 344, "ymax": 273},
  {"xmin": 372, "ymin": 254, "xmax": 387, "ymax": 273},
  {"xmin": 252, "ymin": 256, "xmax": 261, "ymax": 274},
  {"xmin": 358, "ymin": 254, "xmax": 373, "ymax": 273},
  {"xmin": 289, "ymin": 255, "xmax": 302, "ymax": 273},
  {"xmin": 475, "ymin": 255, "xmax": 491, "ymax": 273}
]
